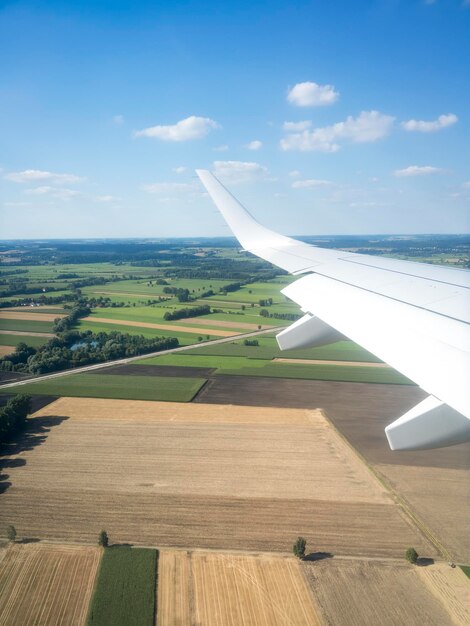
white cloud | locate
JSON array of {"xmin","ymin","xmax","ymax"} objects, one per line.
[
  {"xmin": 289, "ymin": 170, "xmax": 301, "ymax": 178},
  {"xmin": 213, "ymin": 144, "xmax": 229, "ymax": 152},
  {"xmin": 94, "ymin": 195, "xmax": 120, "ymax": 203},
  {"xmin": 113, "ymin": 115, "xmax": 124, "ymax": 125},
  {"xmin": 394, "ymin": 165, "xmax": 444, "ymax": 177},
  {"xmin": 24, "ymin": 186, "xmax": 81, "ymax": 199},
  {"xmin": 212, "ymin": 161, "xmax": 270, "ymax": 184},
  {"xmin": 5, "ymin": 169, "xmax": 84, "ymax": 184},
  {"xmin": 401, "ymin": 113, "xmax": 458, "ymax": 132},
  {"xmin": 283, "ymin": 121, "xmax": 312, "ymax": 131},
  {"xmin": 281, "ymin": 110, "xmax": 394, "ymax": 152},
  {"xmin": 134, "ymin": 116, "xmax": 220, "ymax": 141},
  {"xmin": 462, "ymin": 181, "xmax": 470, "ymax": 189},
  {"xmin": 287, "ymin": 81, "xmax": 339, "ymax": 107},
  {"xmin": 246, "ymin": 140, "xmax": 262, "ymax": 151},
  {"xmin": 3, "ymin": 201, "xmax": 32, "ymax": 207},
  {"xmin": 142, "ymin": 182, "xmax": 194, "ymax": 194},
  {"xmin": 172, "ymin": 166, "xmax": 187, "ymax": 174},
  {"xmin": 292, "ymin": 179, "xmax": 331, "ymax": 189}
]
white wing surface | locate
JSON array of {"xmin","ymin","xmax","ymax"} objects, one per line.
[{"xmin": 196, "ymin": 169, "xmax": 470, "ymax": 451}]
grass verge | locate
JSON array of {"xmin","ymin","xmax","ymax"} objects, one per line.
[{"xmin": 87, "ymin": 546, "xmax": 157, "ymax": 626}]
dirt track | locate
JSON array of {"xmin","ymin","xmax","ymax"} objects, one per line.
[
  {"xmin": 0, "ymin": 543, "xmax": 100, "ymax": 626},
  {"xmin": 0, "ymin": 398, "xmax": 434, "ymax": 557}
]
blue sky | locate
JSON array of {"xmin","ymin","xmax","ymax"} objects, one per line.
[{"xmin": 1, "ymin": 0, "xmax": 469, "ymax": 238}]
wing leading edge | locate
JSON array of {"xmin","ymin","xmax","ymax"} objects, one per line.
[{"xmin": 196, "ymin": 169, "xmax": 470, "ymax": 451}]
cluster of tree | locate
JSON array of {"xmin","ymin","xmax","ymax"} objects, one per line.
[
  {"xmin": 0, "ymin": 395, "xmax": 31, "ymax": 446},
  {"xmin": 162, "ymin": 286, "xmax": 193, "ymax": 302},
  {"xmin": 259, "ymin": 310, "xmax": 301, "ymax": 321},
  {"xmin": 85, "ymin": 296, "xmax": 126, "ymax": 308},
  {"xmin": 53, "ymin": 301, "xmax": 91, "ymax": 333},
  {"xmin": 199, "ymin": 289, "xmax": 215, "ymax": 298},
  {"xmin": 0, "ymin": 332, "xmax": 179, "ymax": 375},
  {"xmin": 221, "ymin": 282, "xmax": 242, "ymax": 293},
  {"xmin": 258, "ymin": 298, "xmax": 273, "ymax": 307},
  {"xmin": 243, "ymin": 339, "xmax": 259, "ymax": 347},
  {"xmin": 163, "ymin": 304, "xmax": 211, "ymax": 321}
]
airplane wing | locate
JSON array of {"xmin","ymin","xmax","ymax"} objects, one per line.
[{"xmin": 196, "ymin": 169, "xmax": 470, "ymax": 451}]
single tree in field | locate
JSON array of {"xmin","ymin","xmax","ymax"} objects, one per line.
[
  {"xmin": 293, "ymin": 536, "xmax": 306, "ymax": 559},
  {"xmin": 6, "ymin": 525, "xmax": 17, "ymax": 542},
  {"xmin": 98, "ymin": 530, "xmax": 109, "ymax": 548},
  {"xmin": 405, "ymin": 547, "xmax": 419, "ymax": 564}
]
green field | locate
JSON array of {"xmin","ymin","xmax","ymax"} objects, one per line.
[
  {"xmin": 460, "ymin": 566, "xmax": 470, "ymax": 579},
  {"xmin": 87, "ymin": 546, "xmax": 157, "ymax": 626},
  {"xmin": 188, "ymin": 337, "xmax": 381, "ymax": 362},
  {"xmin": 0, "ymin": 373, "xmax": 206, "ymax": 401},
  {"xmin": 0, "ymin": 318, "xmax": 54, "ymax": 333},
  {"xmin": 0, "ymin": 333, "xmax": 49, "ymax": 348},
  {"xmin": 138, "ymin": 350, "xmax": 412, "ymax": 385}
]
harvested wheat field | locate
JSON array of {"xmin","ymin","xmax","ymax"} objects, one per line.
[
  {"xmin": 0, "ymin": 397, "xmax": 435, "ymax": 557},
  {"xmin": 375, "ymin": 464, "xmax": 470, "ymax": 562},
  {"xmin": 158, "ymin": 550, "xmax": 320, "ymax": 626},
  {"xmin": 0, "ymin": 347, "xmax": 14, "ymax": 358},
  {"xmin": 0, "ymin": 543, "xmax": 101, "ymax": 626},
  {"xmin": 84, "ymin": 316, "xmax": 237, "ymax": 337},
  {"xmin": 416, "ymin": 562, "xmax": 470, "ymax": 626},
  {"xmin": 303, "ymin": 558, "xmax": 457, "ymax": 626},
  {"xmin": 0, "ymin": 311, "xmax": 65, "ymax": 321}
]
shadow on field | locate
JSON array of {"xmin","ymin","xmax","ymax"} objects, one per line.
[
  {"xmin": 303, "ymin": 551, "xmax": 334, "ymax": 562},
  {"xmin": 417, "ymin": 557, "xmax": 435, "ymax": 567},
  {"xmin": 0, "ymin": 415, "xmax": 69, "ymax": 494},
  {"xmin": 17, "ymin": 537, "xmax": 41, "ymax": 544}
]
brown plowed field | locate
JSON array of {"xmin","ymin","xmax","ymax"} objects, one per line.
[
  {"xmin": 84, "ymin": 316, "xmax": 237, "ymax": 336},
  {"xmin": 0, "ymin": 398, "xmax": 435, "ymax": 557},
  {"xmin": 0, "ymin": 543, "xmax": 101, "ymax": 626},
  {"xmin": 303, "ymin": 558, "xmax": 454, "ymax": 626},
  {"xmin": 0, "ymin": 347, "xmax": 14, "ymax": 358},
  {"xmin": 0, "ymin": 311, "xmax": 65, "ymax": 321},
  {"xmin": 158, "ymin": 550, "xmax": 321, "ymax": 626}
]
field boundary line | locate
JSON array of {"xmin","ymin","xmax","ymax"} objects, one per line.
[{"xmin": 318, "ymin": 409, "xmax": 453, "ymax": 562}]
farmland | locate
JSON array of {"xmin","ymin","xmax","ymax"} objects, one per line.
[
  {"xmin": 303, "ymin": 558, "xmax": 459, "ymax": 626},
  {"xmin": 0, "ymin": 373, "xmax": 206, "ymax": 402},
  {"xmin": 0, "ymin": 397, "xmax": 434, "ymax": 557},
  {"xmin": 87, "ymin": 546, "xmax": 156, "ymax": 626},
  {"xmin": 0, "ymin": 543, "xmax": 101, "ymax": 626},
  {"xmin": 158, "ymin": 550, "xmax": 321, "ymax": 626}
]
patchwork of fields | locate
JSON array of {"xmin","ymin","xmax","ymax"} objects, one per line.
[{"xmin": 0, "ymin": 397, "xmax": 434, "ymax": 557}]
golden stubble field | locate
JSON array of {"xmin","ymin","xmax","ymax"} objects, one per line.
[
  {"xmin": 158, "ymin": 550, "xmax": 321, "ymax": 626},
  {"xmin": 0, "ymin": 397, "xmax": 436, "ymax": 557},
  {"xmin": 0, "ymin": 543, "xmax": 101, "ymax": 626},
  {"xmin": 303, "ymin": 558, "xmax": 470, "ymax": 626}
]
